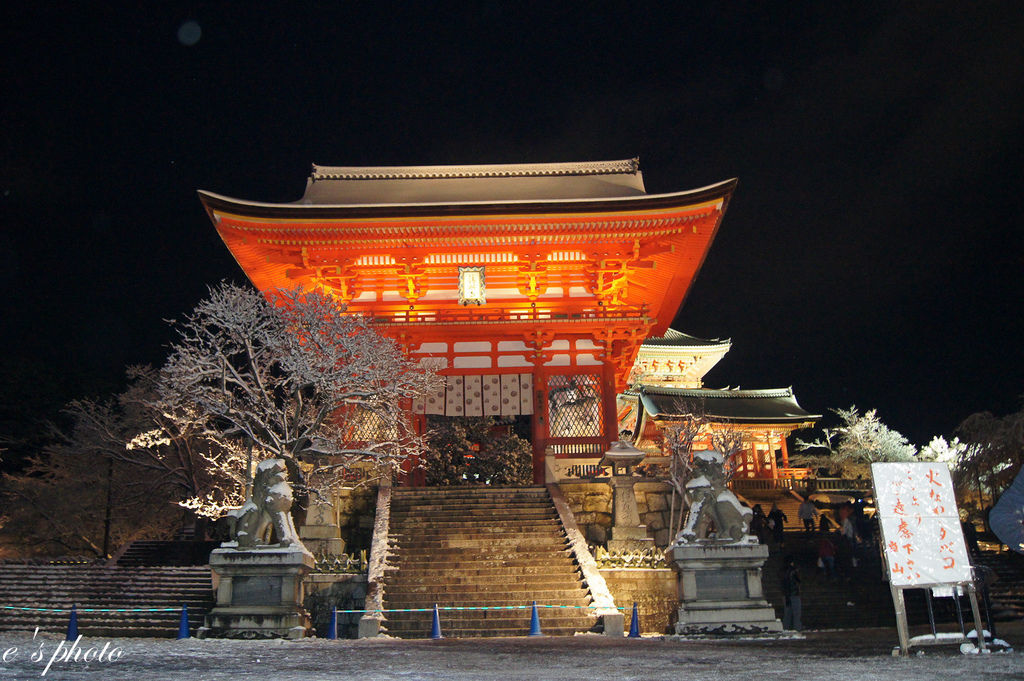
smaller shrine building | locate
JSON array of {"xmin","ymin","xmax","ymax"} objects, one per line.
[{"xmin": 613, "ymin": 330, "xmax": 820, "ymax": 483}]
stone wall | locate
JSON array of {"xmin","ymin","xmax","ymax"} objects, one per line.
[
  {"xmin": 559, "ymin": 481, "xmax": 676, "ymax": 548},
  {"xmin": 304, "ymin": 573, "xmax": 367, "ymax": 638},
  {"xmin": 599, "ymin": 568, "xmax": 677, "ymax": 635}
]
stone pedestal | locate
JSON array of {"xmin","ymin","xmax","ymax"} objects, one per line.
[
  {"xmin": 666, "ymin": 541, "xmax": 782, "ymax": 635},
  {"xmin": 607, "ymin": 473, "xmax": 654, "ymax": 552},
  {"xmin": 198, "ymin": 545, "xmax": 316, "ymax": 639},
  {"xmin": 300, "ymin": 498, "xmax": 345, "ymax": 555}
]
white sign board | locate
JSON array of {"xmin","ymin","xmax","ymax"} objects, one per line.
[{"xmin": 871, "ymin": 462, "xmax": 971, "ymax": 586}]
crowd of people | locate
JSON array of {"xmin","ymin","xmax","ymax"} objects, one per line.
[{"xmin": 747, "ymin": 495, "xmax": 881, "ymax": 632}]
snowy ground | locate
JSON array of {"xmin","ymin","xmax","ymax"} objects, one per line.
[{"xmin": 2, "ymin": 624, "xmax": 1022, "ymax": 680}]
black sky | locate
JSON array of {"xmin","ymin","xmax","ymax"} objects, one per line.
[{"xmin": 2, "ymin": 2, "xmax": 1023, "ymax": 459}]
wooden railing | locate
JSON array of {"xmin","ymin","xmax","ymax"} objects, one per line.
[{"xmin": 730, "ymin": 474, "xmax": 873, "ymax": 495}]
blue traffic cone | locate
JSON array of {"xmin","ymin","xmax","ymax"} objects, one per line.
[
  {"xmin": 628, "ymin": 602, "xmax": 641, "ymax": 638},
  {"xmin": 327, "ymin": 607, "xmax": 338, "ymax": 640},
  {"xmin": 66, "ymin": 604, "xmax": 79, "ymax": 641},
  {"xmin": 430, "ymin": 604, "xmax": 443, "ymax": 639},
  {"xmin": 177, "ymin": 604, "xmax": 190, "ymax": 639},
  {"xmin": 528, "ymin": 601, "xmax": 543, "ymax": 636}
]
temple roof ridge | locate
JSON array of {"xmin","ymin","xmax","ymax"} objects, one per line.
[
  {"xmin": 309, "ymin": 158, "xmax": 641, "ymax": 181},
  {"xmin": 640, "ymin": 328, "xmax": 732, "ymax": 348},
  {"xmin": 631, "ymin": 385, "xmax": 799, "ymax": 399}
]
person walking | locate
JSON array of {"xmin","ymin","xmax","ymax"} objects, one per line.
[
  {"xmin": 798, "ymin": 497, "xmax": 818, "ymax": 534},
  {"xmin": 781, "ymin": 556, "xmax": 802, "ymax": 631},
  {"xmin": 768, "ymin": 502, "xmax": 788, "ymax": 546},
  {"xmin": 750, "ymin": 504, "xmax": 768, "ymax": 544},
  {"xmin": 817, "ymin": 534, "xmax": 836, "ymax": 578}
]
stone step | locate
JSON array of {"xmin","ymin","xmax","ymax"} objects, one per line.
[
  {"xmin": 391, "ymin": 509, "xmax": 557, "ymax": 520},
  {"xmin": 392, "ymin": 486, "xmax": 547, "ymax": 496},
  {"xmin": 390, "ymin": 520, "xmax": 558, "ymax": 531},
  {"xmin": 0, "ymin": 565, "xmax": 215, "ymax": 638},
  {"xmin": 385, "ymin": 579, "xmax": 586, "ymax": 594},
  {"xmin": 391, "ymin": 498, "xmax": 553, "ymax": 508},
  {"xmin": 391, "ymin": 528, "xmax": 569, "ymax": 540},
  {"xmin": 385, "ymin": 563, "xmax": 578, "ymax": 578},
  {"xmin": 384, "ymin": 591, "xmax": 591, "ymax": 606},
  {"xmin": 0, "ymin": 587, "xmax": 213, "ymax": 597},
  {"xmin": 384, "ymin": 558, "xmax": 577, "ymax": 572},
  {"xmin": 389, "ymin": 545, "xmax": 571, "ymax": 556},
  {"xmin": 390, "ymin": 538, "xmax": 568, "ymax": 551},
  {"xmin": 384, "ymin": 580, "xmax": 587, "ymax": 595},
  {"xmin": 386, "ymin": 576, "xmax": 583, "ymax": 589},
  {"xmin": 390, "ymin": 520, "xmax": 561, "ymax": 532}
]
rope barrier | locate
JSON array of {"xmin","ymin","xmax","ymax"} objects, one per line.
[
  {"xmin": 0, "ymin": 606, "xmax": 180, "ymax": 613},
  {"xmin": 335, "ymin": 604, "xmax": 627, "ymax": 614},
  {"xmin": 4, "ymin": 603, "xmax": 630, "ymax": 614}
]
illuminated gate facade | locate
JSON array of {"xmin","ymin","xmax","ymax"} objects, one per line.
[{"xmin": 201, "ymin": 159, "xmax": 736, "ymax": 483}]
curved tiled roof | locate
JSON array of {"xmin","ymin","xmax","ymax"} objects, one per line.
[
  {"xmin": 633, "ymin": 386, "xmax": 820, "ymax": 423},
  {"xmin": 640, "ymin": 328, "xmax": 731, "ymax": 348}
]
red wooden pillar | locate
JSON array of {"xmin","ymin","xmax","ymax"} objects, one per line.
[
  {"xmin": 531, "ymin": 369, "xmax": 547, "ymax": 484},
  {"xmin": 601, "ymin": 360, "xmax": 619, "ymax": 448},
  {"xmin": 751, "ymin": 435, "xmax": 762, "ymax": 478}
]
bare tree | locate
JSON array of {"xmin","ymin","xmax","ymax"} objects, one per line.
[
  {"xmin": 662, "ymin": 401, "xmax": 709, "ymax": 539},
  {"xmin": 157, "ymin": 283, "xmax": 439, "ymax": 515},
  {"xmin": 0, "ymin": 400, "xmax": 181, "ymax": 559},
  {"xmin": 956, "ymin": 407, "xmax": 1024, "ymax": 506},
  {"xmin": 711, "ymin": 425, "xmax": 746, "ymax": 480}
]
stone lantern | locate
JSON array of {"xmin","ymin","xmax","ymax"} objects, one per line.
[{"xmin": 599, "ymin": 441, "xmax": 654, "ymax": 552}]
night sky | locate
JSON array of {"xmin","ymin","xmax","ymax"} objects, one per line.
[{"xmin": 3, "ymin": 3, "xmax": 1023, "ymax": 462}]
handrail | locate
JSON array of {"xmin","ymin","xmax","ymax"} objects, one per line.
[{"xmin": 547, "ymin": 484, "xmax": 624, "ymax": 637}]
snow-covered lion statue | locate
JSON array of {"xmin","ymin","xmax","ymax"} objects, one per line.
[
  {"xmin": 228, "ymin": 458, "xmax": 303, "ymax": 549},
  {"xmin": 676, "ymin": 450, "xmax": 753, "ymax": 543}
]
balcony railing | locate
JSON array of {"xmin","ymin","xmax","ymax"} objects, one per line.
[{"xmin": 730, "ymin": 474, "xmax": 873, "ymax": 495}]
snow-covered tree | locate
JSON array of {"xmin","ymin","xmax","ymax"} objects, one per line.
[
  {"xmin": 795, "ymin": 406, "xmax": 917, "ymax": 478},
  {"xmin": 157, "ymin": 283, "xmax": 439, "ymax": 514},
  {"xmin": 421, "ymin": 417, "xmax": 532, "ymax": 486},
  {"xmin": 918, "ymin": 435, "xmax": 968, "ymax": 466}
]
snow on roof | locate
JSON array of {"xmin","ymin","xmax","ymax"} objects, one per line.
[
  {"xmin": 640, "ymin": 329, "xmax": 731, "ymax": 348},
  {"xmin": 298, "ymin": 158, "xmax": 648, "ymax": 205}
]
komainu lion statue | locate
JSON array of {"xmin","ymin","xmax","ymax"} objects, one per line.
[
  {"xmin": 227, "ymin": 458, "xmax": 303, "ymax": 549},
  {"xmin": 676, "ymin": 450, "xmax": 753, "ymax": 544}
]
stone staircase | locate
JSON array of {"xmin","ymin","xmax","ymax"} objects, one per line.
[
  {"xmin": 761, "ymin": 545, "xmax": 896, "ymax": 629},
  {"xmin": 116, "ymin": 540, "xmax": 220, "ymax": 567},
  {"xmin": 760, "ymin": 534, "xmax": 1024, "ymax": 630},
  {"xmin": 382, "ymin": 486, "xmax": 599, "ymax": 638},
  {"xmin": 0, "ymin": 565, "xmax": 215, "ymax": 637},
  {"xmin": 975, "ymin": 551, "xmax": 1024, "ymax": 620}
]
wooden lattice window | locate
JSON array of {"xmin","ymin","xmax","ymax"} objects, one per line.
[{"xmin": 546, "ymin": 374, "xmax": 602, "ymax": 439}]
